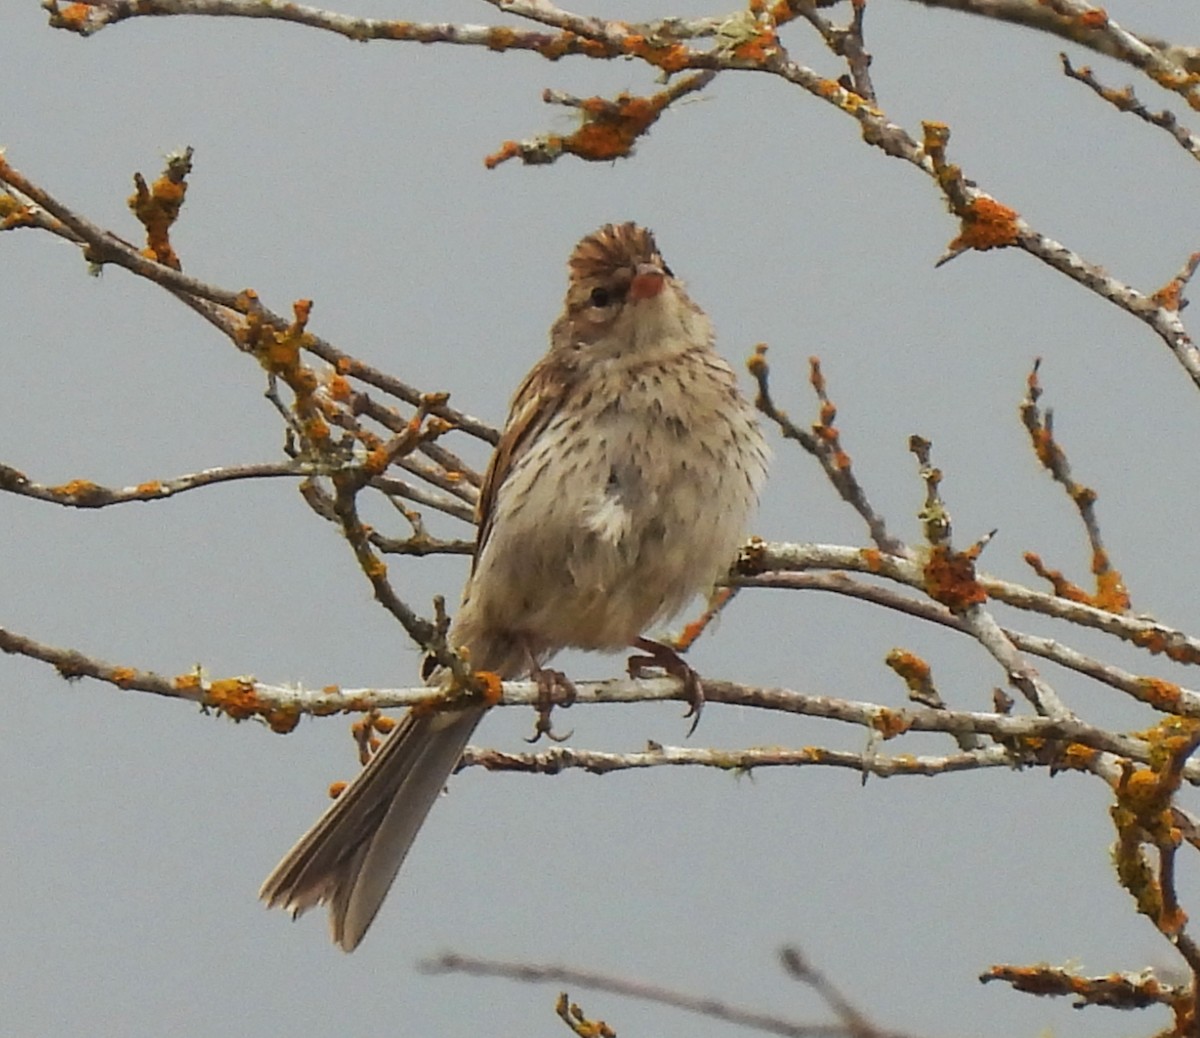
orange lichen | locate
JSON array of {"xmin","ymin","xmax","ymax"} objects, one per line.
[
  {"xmin": 534, "ymin": 31, "xmax": 612, "ymax": 62},
  {"xmin": 1078, "ymin": 7, "xmax": 1108, "ymax": 29},
  {"xmin": 1022, "ymin": 552, "xmax": 1089, "ymax": 603},
  {"xmin": 0, "ymin": 192, "xmax": 35, "ymax": 229},
  {"xmin": 746, "ymin": 343, "xmax": 769, "ymax": 378},
  {"xmin": 561, "ymin": 93, "xmax": 667, "ymax": 161},
  {"xmin": 135, "ymin": 481, "xmax": 164, "ymax": 495},
  {"xmin": 50, "ymin": 479, "xmax": 106, "ymax": 505},
  {"xmin": 732, "ymin": 26, "xmax": 779, "ymax": 62},
  {"xmin": 620, "ymin": 34, "xmax": 691, "ymax": 74},
  {"xmin": 373, "ymin": 714, "xmax": 397, "ymax": 734},
  {"xmin": 1152, "ymin": 278, "xmax": 1185, "ymax": 312},
  {"xmin": 1058, "ymin": 742, "xmax": 1099, "ymax": 772},
  {"xmin": 873, "ymin": 708, "xmax": 913, "ymax": 740},
  {"xmin": 1108, "ymin": 722, "xmax": 1200, "ymax": 942},
  {"xmin": 860, "ymin": 548, "xmax": 884, "ymax": 573},
  {"xmin": 484, "ymin": 140, "xmax": 523, "ymax": 170},
  {"xmin": 363, "ymin": 445, "xmax": 392, "ymax": 475},
  {"xmin": 110, "ymin": 667, "xmax": 137, "ymax": 689},
  {"xmin": 947, "ymin": 197, "xmax": 1020, "ymax": 255},
  {"xmin": 328, "ymin": 781, "xmax": 348, "ymax": 799},
  {"xmin": 173, "ymin": 672, "xmax": 202, "ymax": 692},
  {"xmin": 356, "ymin": 429, "xmax": 383, "ymax": 455},
  {"xmin": 921, "ymin": 121, "xmax": 953, "ymax": 173},
  {"xmin": 982, "ymin": 963, "xmax": 1176, "ymax": 1007},
  {"xmin": 1142, "ymin": 717, "xmax": 1200, "ymax": 774},
  {"xmin": 260, "ymin": 331, "xmax": 295, "ymax": 372},
  {"xmin": 589, "ymin": 93, "xmax": 664, "ymax": 160},
  {"xmin": 128, "ymin": 163, "xmax": 188, "ymax": 270},
  {"xmin": 52, "ymin": 2, "xmax": 92, "ymax": 31},
  {"xmin": 885, "ymin": 649, "xmax": 933, "ymax": 700},
  {"xmin": 1131, "ymin": 629, "xmax": 1164, "ymax": 657},
  {"xmin": 768, "ymin": 0, "xmax": 801, "ymax": 24},
  {"xmin": 1132, "ymin": 628, "xmax": 1200, "ymax": 662},
  {"xmin": 244, "ymin": 298, "xmax": 324, "ymax": 447},
  {"xmin": 1024, "ymin": 550, "xmax": 1130, "ymax": 614},
  {"xmin": 207, "ymin": 677, "xmax": 261, "ymax": 721},
  {"xmin": 1151, "ymin": 254, "xmax": 1199, "ymax": 311},
  {"xmin": 486, "ymin": 26, "xmax": 518, "ymax": 51},
  {"xmin": 808, "ymin": 358, "xmax": 852, "ymax": 470},
  {"xmin": 1026, "ymin": 423, "xmax": 1061, "ymax": 470},
  {"xmin": 1135, "ymin": 678, "xmax": 1183, "ymax": 712},
  {"xmin": 923, "ymin": 545, "xmax": 987, "ymax": 611},
  {"xmin": 476, "ymin": 670, "xmax": 505, "ymax": 706},
  {"xmin": 304, "ymin": 415, "xmax": 330, "ymax": 444},
  {"xmin": 1092, "ymin": 559, "xmax": 1130, "ymax": 613},
  {"xmin": 233, "ymin": 288, "xmax": 260, "ymax": 313},
  {"xmin": 1118, "ymin": 766, "xmax": 1166, "ymax": 811},
  {"xmin": 327, "ymin": 374, "xmax": 352, "ymax": 402},
  {"xmin": 266, "ymin": 706, "xmax": 301, "ymax": 734},
  {"xmin": 53, "ymin": 477, "xmax": 97, "ymax": 494},
  {"xmin": 810, "ymin": 77, "xmax": 882, "ymax": 120},
  {"xmin": 922, "ymin": 121, "xmax": 1020, "ymax": 254},
  {"xmin": 202, "ymin": 679, "xmax": 299, "ymax": 733}
]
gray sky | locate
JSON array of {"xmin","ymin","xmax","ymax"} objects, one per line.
[{"xmin": 3, "ymin": 3, "xmax": 1197, "ymax": 1036}]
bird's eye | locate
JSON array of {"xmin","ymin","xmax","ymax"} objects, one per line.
[{"xmin": 589, "ymin": 287, "xmax": 611, "ymax": 308}]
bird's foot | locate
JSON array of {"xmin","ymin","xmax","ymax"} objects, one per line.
[
  {"xmin": 525, "ymin": 664, "xmax": 576, "ymax": 743},
  {"xmin": 627, "ymin": 637, "xmax": 704, "ymax": 737}
]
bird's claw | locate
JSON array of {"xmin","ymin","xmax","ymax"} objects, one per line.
[
  {"xmin": 627, "ymin": 637, "xmax": 705, "ymax": 737},
  {"xmin": 526, "ymin": 666, "xmax": 576, "ymax": 743}
]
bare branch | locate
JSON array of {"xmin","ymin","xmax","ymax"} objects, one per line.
[
  {"xmin": 42, "ymin": 0, "xmax": 620, "ymax": 49},
  {"xmin": 909, "ymin": 0, "xmax": 1200, "ymax": 88},
  {"xmin": 981, "ymin": 961, "xmax": 1187, "ymax": 1011},
  {"xmin": 744, "ymin": 572, "xmax": 1200, "ymax": 717},
  {"xmin": 421, "ymin": 951, "xmax": 924, "ymax": 1038},
  {"xmin": 2, "ymin": 622, "xmax": 1180, "ymax": 775},
  {"xmin": 742, "ymin": 540, "xmax": 1200, "ymax": 668},
  {"xmin": 750, "ymin": 349, "xmax": 903, "ymax": 555},
  {"xmin": 0, "ymin": 460, "xmax": 311, "ymax": 508},
  {"xmin": 464, "ymin": 740, "xmax": 1017, "ymax": 778},
  {"xmin": 1061, "ymin": 53, "xmax": 1200, "ymax": 162},
  {"xmin": 487, "ymin": 73, "xmax": 717, "ymax": 167}
]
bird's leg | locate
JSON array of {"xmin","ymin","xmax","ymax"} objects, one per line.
[
  {"xmin": 627, "ymin": 636, "xmax": 704, "ymax": 736},
  {"xmin": 524, "ymin": 650, "xmax": 576, "ymax": 744}
]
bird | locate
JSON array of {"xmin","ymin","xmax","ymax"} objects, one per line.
[{"xmin": 259, "ymin": 222, "xmax": 769, "ymax": 950}]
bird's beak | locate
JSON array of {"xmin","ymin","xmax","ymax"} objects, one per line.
[{"xmin": 628, "ymin": 263, "xmax": 667, "ymax": 301}]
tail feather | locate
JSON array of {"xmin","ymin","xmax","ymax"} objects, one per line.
[{"xmin": 260, "ymin": 705, "xmax": 486, "ymax": 951}]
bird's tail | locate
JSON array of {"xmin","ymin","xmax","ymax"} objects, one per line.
[{"xmin": 259, "ymin": 705, "xmax": 486, "ymax": 951}]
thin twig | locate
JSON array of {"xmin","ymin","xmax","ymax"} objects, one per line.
[
  {"xmin": 750, "ymin": 350, "xmax": 903, "ymax": 555},
  {"xmin": 421, "ymin": 952, "xmax": 921, "ymax": 1038},
  {"xmin": 0, "ymin": 460, "xmax": 312, "ymax": 508}
]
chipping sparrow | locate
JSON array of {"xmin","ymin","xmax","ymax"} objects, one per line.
[{"xmin": 260, "ymin": 222, "xmax": 769, "ymax": 950}]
